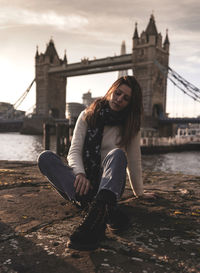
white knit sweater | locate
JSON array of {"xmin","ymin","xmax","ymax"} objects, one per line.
[{"xmin": 67, "ymin": 111, "xmax": 143, "ymax": 197}]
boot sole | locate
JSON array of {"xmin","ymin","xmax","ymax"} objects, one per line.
[
  {"xmin": 107, "ymin": 222, "xmax": 130, "ymax": 234},
  {"xmin": 67, "ymin": 239, "xmax": 99, "ymax": 251}
]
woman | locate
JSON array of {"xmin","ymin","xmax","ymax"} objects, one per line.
[{"xmin": 38, "ymin": 76, "xmax": 144, "ymax": 251}]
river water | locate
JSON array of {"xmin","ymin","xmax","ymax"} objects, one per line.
[{"xmin": 0, "ymin": 132, "xmax": 199, "ymax": 176}]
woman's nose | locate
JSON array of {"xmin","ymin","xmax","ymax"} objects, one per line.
[{"xmin": 117, "ymin": 95, "xmax": 123, "ymax": 102}]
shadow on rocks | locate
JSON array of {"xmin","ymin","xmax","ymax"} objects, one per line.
[
  {"xmin": 0, "ymin": 221, "xmax": 81, "ymax": 273},
  {"xmin": 94, "ymin": 195, "xmax": 200, "ymax": 273}
]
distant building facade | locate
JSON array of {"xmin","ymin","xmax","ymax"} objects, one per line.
[
  {"xmin": 177, "ymin": 123, "xmax": 200, "ymax": 137},
  {"xmin": 82, "ymin": 91, "xmax": 98, "ymax": 107},
  {"xmin": 66, "ymin": 102, "xmax": 85, "ymax": 124},
  {"xmin": 0, "ymin": 102, "xmax": 25, "ymax": 120},
  {"xmin": 66, "ymin": 91, "xmax": 99, "ymax": 124}
]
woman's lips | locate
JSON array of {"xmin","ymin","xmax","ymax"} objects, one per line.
[{"xmin": 113, "ymin": 101, "xmax": 120, "ymax": 107}]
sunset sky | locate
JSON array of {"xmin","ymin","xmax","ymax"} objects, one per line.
[{"xmin": 0, "ymin": 0, "xmax": 200, "ymax": 117}]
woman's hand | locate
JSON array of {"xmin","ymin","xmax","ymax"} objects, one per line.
[{"xmin": 74, "ymin": 173, "xmax": 91, "ymax": 196}]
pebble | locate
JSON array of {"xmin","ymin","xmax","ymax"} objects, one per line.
[
  {"xmin": 47, "ymin": 252, "xmax": 54, "ymax": 255},
  {"xmin": 131, "ymin": 257, "xmax": 143, "ymax": 262},
  {"xmin": 3, "ymin": 259, "xmax": 12, "ymax": 265},
  {"xmin": 9, "ymin": 239, "xmax": 18, "ymax": 250},
  {"xmin": 24, "ymin": 234, "xmax": 33, "ymax": 238},
  {"xmin": 101, "ymin": 263, "xmax": 110, "ymax": 267}
]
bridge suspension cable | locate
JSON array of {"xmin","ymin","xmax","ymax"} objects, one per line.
[
  {"xmin": 168, "ymin": 68, "xmax": 200, "ymax": 102},
  {"xmin": 13, "ymin": 79, "xmax": 35, "ymax": 109},
  {"xmin": 154, "ymin": 60, "xmax": 200, "ymax": 103},
  {"xmin": 1, "ymin": 79, "xmax": 35, "ymax": 119}
]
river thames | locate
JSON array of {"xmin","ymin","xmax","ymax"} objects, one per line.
[{"xmin": 0, "ymin": 132, "xmax": 199, "ymax": 176}]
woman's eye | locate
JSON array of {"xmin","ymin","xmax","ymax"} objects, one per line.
[{"xmin": 115, "ymin": 91, "xmax": 121, "ymax": 96}]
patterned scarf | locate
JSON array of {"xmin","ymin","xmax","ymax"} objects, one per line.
[{"xmin": 82, "ymin": 101, "xmax": 126, "ymax": 195}]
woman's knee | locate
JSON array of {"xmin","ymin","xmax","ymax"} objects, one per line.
[
  {"xmin": 37, "ymin": 150, "xmax": 56, "ymax": 173},
  {"xmin": 109, "ymin": 148, "xmax": 127, "ymax": 162},
  {"xmin": 103, "ymin": 148, "xmax": 127, "ymax": 166}
]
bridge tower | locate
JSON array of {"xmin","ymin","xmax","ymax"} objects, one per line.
[
  {"xmin": 22, "ymin": 39, "xmax": 67, "ymax": 134},
  {"xmin": 132, "ymin": 15, "xmax": 170, "ymax": 126},
  {"xmin": 35, "ymin": 39, "xmax": 67, "ymax": 119}
]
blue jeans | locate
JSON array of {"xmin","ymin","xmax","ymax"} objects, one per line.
[{"xmin": 37, "ymin": 148, "xmax": 127, "ymax": 202}]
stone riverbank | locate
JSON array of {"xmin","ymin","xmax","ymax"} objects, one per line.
[{"xmin": 0, "ymin": 160, "xmax": 199, "ymax": 273}]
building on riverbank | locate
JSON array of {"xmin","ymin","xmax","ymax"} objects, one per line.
[
  {"xmin": 177, "ymin": 123, "xmax": 200, "ymax": 139},
  {"xmin": 0, "ymin": 102, "xmax": 25, "ymax": 120},
  {"xmin": 66, "ymin": 90, "xmax": 99, "ymax": 124},
  {"xmin": 140, "ymin": 125, "xmax": 200, "ymax": 154}
]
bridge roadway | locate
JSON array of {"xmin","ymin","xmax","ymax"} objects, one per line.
[
  {"xmin": 1, "ymin": 116, "xmax": 200, "ymax": 133},
  {"xmin": 0, "ymin": 119, "xmax": 23, "ymax": 132},
  {"xmin": 159, "ymin": 117, "xmax": 200, "ymax": 124},
  {"xmin": 48, "ymin": 53, "xmax": 152, "ymax": 77}
]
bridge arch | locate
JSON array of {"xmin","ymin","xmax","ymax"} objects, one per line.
[{"xmin": 152, "ymin": 104, "xmax": 164, "ymax": 118}]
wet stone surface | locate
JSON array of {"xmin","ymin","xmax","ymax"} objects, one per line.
[{"xmin": 0, "ymin": 160, "xmax": 200, "ymax": 273}]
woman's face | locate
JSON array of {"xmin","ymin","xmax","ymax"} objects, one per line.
[{"xmin": 108, "ymin": 84, "xmax": 132, "ymax": 112}]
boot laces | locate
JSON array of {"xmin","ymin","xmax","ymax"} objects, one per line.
[{"xmin": 78, "ymin": 202, "xmax": 106, "ymax": 231}]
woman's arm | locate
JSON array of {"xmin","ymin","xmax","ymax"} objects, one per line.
[
  {"xmin": 67, "ymin": 111, "xmax": 93, "ymax": 196},
  {"xmin": 67, "ymin": 111, "xmax": 87, "ymax": 176},
  {"xmin": 126, "ymin": 131, "xmax": 144, "ymax": 197}
]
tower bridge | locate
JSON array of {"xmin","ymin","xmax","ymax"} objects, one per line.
[
  {"xmin": 21, "ymin": 14, "xmax": 170, "ymax": 134},
  {"xmin": 3, "ymin": 14, "xmax": 198, "ymax": 136}
]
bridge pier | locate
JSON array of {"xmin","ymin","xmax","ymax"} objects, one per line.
[
  {"xmin": 20, "ymin": 116, "xmax": 53, "ymax": 135},
  {"xmin": 141, "ymin": 117, "xmax": 176, "ymax": 137},
  {"xmin": 158, "ymin": 122, "xmax": 177, "ymax": 137}
]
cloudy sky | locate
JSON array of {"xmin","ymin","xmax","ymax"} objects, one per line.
[{"xmin": 0, "ymin": 0, "xmax": 200, "ymax": 117}]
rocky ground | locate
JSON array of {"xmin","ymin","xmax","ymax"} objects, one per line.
[{"xmin": 0, "ymin": 160, "xmax": 199, "ymax": 273}]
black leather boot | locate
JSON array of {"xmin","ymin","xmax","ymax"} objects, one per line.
[
  {"xmin": 67, "ymin": 190, "xmax": 110, "ymax": 251},
  {"xmin": 107, "ymin": 204, "xmax": 130, "ymax": 234}
]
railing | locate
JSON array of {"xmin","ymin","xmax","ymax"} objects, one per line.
[{"xmin": 159, "ymin": 117, "xmax": 200, "ymax": 124}]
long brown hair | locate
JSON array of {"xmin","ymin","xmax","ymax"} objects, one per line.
[{"xmin": 84, "ymin": 76, "xmax": 143, "ymax": 147}]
